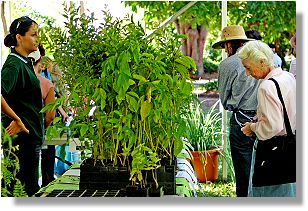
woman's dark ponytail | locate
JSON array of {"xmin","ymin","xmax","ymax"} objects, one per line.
[{"xmin": 4, "ymin": 33, "xmax": 17, "ymax": 47}]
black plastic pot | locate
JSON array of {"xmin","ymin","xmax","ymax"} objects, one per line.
[
  {"xmin": 125, "ymin": 185, "xmax": 149, "ymax": 197},
  {"xmin": 79, "ymin": 158, "xmax": 176, "ymax": 195},
  {"xmin": 79, "ymin": 158, "xmax": 130, "ymax": 190},
  {"xmin": 145, "ymin": 159, "xmax": 176, "ymax": 195}
]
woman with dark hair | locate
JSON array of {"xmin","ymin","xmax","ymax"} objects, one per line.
[{"xmin": 1, "ymin": 16, "xmax": 44, "ymax": 196}]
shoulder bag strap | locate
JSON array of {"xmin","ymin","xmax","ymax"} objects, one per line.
[{"xmin": 268, "ymin": 78, "xmax": 294, "ymax": 136}]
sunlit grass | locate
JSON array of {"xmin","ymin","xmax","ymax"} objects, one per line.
[{"xmin": 198, "ymin": 181, "xmax": 236, "ymax": 197}]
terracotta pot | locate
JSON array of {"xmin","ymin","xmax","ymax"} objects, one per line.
[{"xmin": 190, "ymin": 149, "xmax": 221, "ymax": 183}]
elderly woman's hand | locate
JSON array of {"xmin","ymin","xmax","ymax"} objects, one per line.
[{"xmin": 241, "ymin": 122, "xmax": 253, "ymax": 137}]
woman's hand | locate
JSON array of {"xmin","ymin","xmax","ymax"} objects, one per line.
[
  {"xmin": 61, "ymin": 112, "xmax": 69, "ymax": 123},
  {"xmin": 241, "ymin": 122, "xmax": 253, "ymax": 137},
  {"xmin": 6, "ymin": 119, "xmax": 29, "ymax": 136}
]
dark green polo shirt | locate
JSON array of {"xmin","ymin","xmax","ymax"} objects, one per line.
[{"xmin": 1, "ymin": 48, "xmax": 44, "ymax": 145}]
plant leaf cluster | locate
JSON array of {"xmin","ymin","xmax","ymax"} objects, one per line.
[
  {"xmin": 1, "ymin": 127, "xmax": 27, "ymax": 197},
  {"xmin": 181, "ymin": 99, "xmax": 222, "ymax": 151},
  {"xmin": 45, "ymin": 5, "xmax": 195, "ymax": 187}
]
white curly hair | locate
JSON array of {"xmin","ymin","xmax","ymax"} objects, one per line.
[{"xmin": 237, "ymin": 40, "xmax": 274, "ymax": 69}]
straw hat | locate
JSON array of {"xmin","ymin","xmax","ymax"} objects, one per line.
[{"xmin": 212, "ymin": 25, "xmax": 254, "ymax": 49}]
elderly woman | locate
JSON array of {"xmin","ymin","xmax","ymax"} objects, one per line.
[{"xmin": 238, "ymin": 40, "xmax": 296, "ymax": 197}]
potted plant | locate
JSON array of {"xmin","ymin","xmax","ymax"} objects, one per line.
[
  {"xmin": 43, "ymin": 4, "xmax": 195, "ymax": 196},
  {"xmin": 181, "ymin": 98, "xmax": 222, "ymax": 183}
]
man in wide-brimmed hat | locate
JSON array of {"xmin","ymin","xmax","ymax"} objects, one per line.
[{"xmin": 212, "ymin": 25, "xmax": 261, "ymax": 197}]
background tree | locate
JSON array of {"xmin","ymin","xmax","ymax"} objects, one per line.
[
  {"xmin": 1, "ymin": 1, "xmax": 8, "ymax": 36},
  {"xmin": 228, "ymin": 1, "xmax": 296, "ymax": 69},
  {"xmin": 125, "ymin": 1, "xmax": 221, "ymax": 76},
  {"xmin": 125, "ymin": 1, "xmax": 296, "ymax": 74}
]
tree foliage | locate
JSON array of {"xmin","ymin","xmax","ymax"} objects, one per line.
[
  {"xmin": 125, "ymin": 1, "xmax": 296, "ymax": 71},
  {"xmin": 125, "ymin": 1, "xmax": 221, "ymax": 31},
  {"xmin": 228, "ymin": 1, "xmax": 296, "ymax": 69},
  {"xmin": 228, "ymin": 1, "xmax": 296, "ymax": 42}
]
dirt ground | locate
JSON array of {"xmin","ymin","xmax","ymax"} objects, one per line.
[{"xmin": 190, "ymin": 72, "xmax": 220, "ymax": 109}]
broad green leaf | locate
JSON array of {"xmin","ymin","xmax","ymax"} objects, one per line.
[
  {"xmin": 140, "ymin": 100, "xmax": 152, "ymax": 121},
  {"xmin": 80, "ymin": 125, "xmax": 88, "ymax": 137},
  {"xmin": 127, "ymin": 91, "xmax": 139, "ymax": 99},
  {"xmin": 151, "ymin": 80, "xmax": 161, "ymax": 85},
  {"xmin": 174, "ymin": 138, "xmax": 183, "ymax": 157},
  {"xmin": 108, "ymin": 118, "xmax": 119, "ymax": 124},
  {"xmin": 100, "ymin": 98, "xmax": 106, "ymax": 110},
  {"xmin": 117, "ymin": 51, "xmax": 131, "ymax": 76},
  {"xmin": 132, "ymin": 74, "xmax": 148, "ymax": 82},
  {"xmin": 126, "ymin": 95, "xmax": 139, "ymax": 113}
]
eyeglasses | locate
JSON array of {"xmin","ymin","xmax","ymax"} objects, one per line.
[{"xmin": 15, "ymin": 16, "xmax": 31, "ymax": 32}]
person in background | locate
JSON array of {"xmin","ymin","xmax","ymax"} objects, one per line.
[
  {"xmin": 29, "ymin": 45, "xmax": 56, "ymax": 187},
  {"xmin": 40, "ymin": 57, "xmax": 69, "ymax": 122},
  {"xmin": 1, "ymin": 16, "xmax": 44, "ymax": 196},
  {"xmin": 238, "ymin": 40, "xmax": 296, "ymax": 197},
  {"xmin": 289, "ymin": 33, "xmax": 296, "ymax": 78},
  {"xmin": 268, "ymin": 43, "xmax": 282, "ymax": 68},
  {"xmin": 212, "ymin": 25, "xmax": 261, "ymax": 197},
  {"xmin": 246, "ymin": 29, "xmax": 285, "ymax": 70},
  {"xmin": 40, "ymin": 56, "xmax": 71, "ymax": 177},
  {"xmin": 29, "ymin": 45, "xmax": 55, "ymax": 128}
]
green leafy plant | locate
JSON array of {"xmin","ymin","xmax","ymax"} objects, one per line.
[
  {"xmin": 203, "ymin": 59, "xmax": 218, "ymax": 74},
  {"xmin": 181, "ymin": 99, "xmax": 224, "ymax": 183},
  {"xmin": 1, "ymin": 127, "xmax": 27, "ymax": 197},
  {"xmin": 130, "ymin": 144, "xmax": 161, "ymax": 188},
  {"xmin": 43, "ymin": 4, "xmax": 195, "ymax": 188},
  {"xmin": 182, "ymin": 99, "xmax": 222, "ymax": 151},
  {"xmin": 201, "ymin": 81, "xmax": 218, "ymax": 92}
]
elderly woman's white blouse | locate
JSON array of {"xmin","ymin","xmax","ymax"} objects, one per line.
[{"xmin": 250, "ymin": 68, "xmax": 296, "ymax": 140}]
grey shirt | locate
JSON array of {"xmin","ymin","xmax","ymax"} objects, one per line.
[{"xmin": 218, "ymin": 54, "xmax": 260, "ymax": 111}]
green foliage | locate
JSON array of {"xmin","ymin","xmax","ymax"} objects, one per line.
[
  {"xmin": 201, "ymin": 81, "xmax": 218, "ymax": 92},
  {"xmin": 228, "ymin": 1, "xmax": 296, "ymax": 70},
  {"xmin": 130, "ymin": 144, "xmax": 161, "ymax": 188},
  {"xmin": 199, "ymin": 181, "xmax": 236, "ymax": 197},
  {"xmin": 125, "ymin": 1, "xmax": 296, "ymax": 70},
  {"xmin": 1, "ymin": 127, "xmax": 27, "ymax": 197},
  {"xmin": 176, "ymin": 177, "xmax": 195, "ymax": 197},
  {"xmin": 203, "ymin": 59, "xmax": 219, "ymax": 74},
  {"xmin": 44, "ymin": 4, "xmax": 194, "ymax": 187},
  {"xmin": 124, "ymin": 1, "xmax": 221, "ymax": 31},
  {"xmin": 181, "ymin": 99, "xmax": 222, "ymax": 151},
  {"xmin": 228, "ymin": 1, "xmax": 296, "ymax": 42}
]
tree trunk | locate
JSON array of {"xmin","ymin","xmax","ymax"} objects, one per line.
[
  {"xmin": 1, "ymin": 1, "xmax": 8, "ymax": 36},
  {"xmin": 80, "ymin": 1, "xmax": 85, "ymax": 15},
  {"xmin": 174, "ymin": 20, "xmax": 208, "ymax": 76}
]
